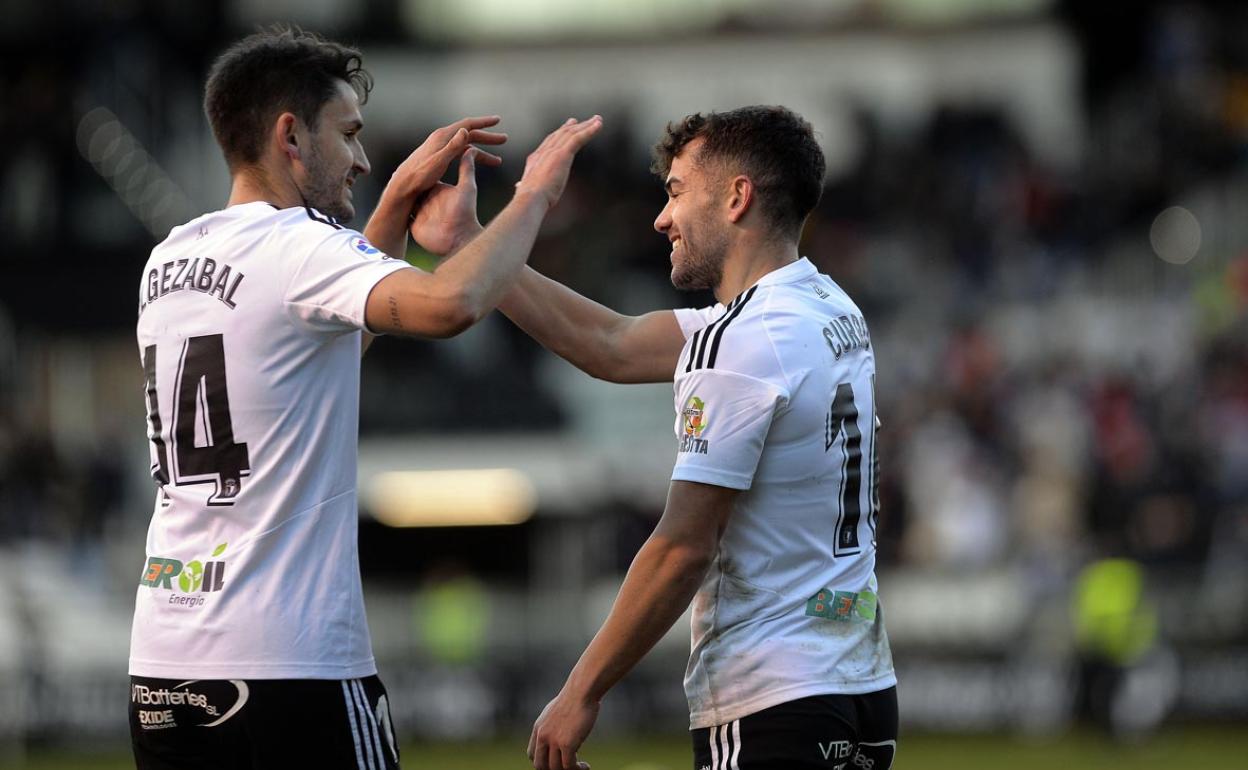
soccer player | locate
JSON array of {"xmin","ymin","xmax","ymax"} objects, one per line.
[
  {"xmin": 502, "ymin": 106, "xmax": 898, "ymax": 770},
  {"xmin": 129, "ymin": 28, "xmax": 600, "ymax": 769}
]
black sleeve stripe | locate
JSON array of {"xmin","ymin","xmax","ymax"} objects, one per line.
[
  {"xmin": 693, "ymin": 312, "xmax": 722, "ymax": 369},
  {"xmin": 694, "ymin": 322, "xmax": 714, "ymax": 369},
  {"xmin": 691, "ymin": 290, "xmax": 748, "ymax": 370},
  {"xmin": 705, "ymin": 285, "xmax": 758, "ymax": 369},
  {"xmin": 685, "ymin": 328, "xmax": 704, "ymax": 373},
  {"xmin": 683, "ymin": 286, "xmax": 761, "ymax": 373}
]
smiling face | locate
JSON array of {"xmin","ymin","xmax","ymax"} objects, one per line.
[
  {"xmin": 653, "ymin": 138, "xmax": 730, "ymax": 292},
  {"xmin": 298, "ymin": 79, "xmax": 370, "ymax": 222}
]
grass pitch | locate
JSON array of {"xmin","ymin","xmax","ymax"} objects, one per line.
[{"xmin": 1, "ymin": 726, "xmax": 1245, "ymax": 769}]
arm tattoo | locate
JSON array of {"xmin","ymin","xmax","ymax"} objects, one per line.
[{"xmin": 388, "ymin": 295, "xmax": 403, "ymax": 330}]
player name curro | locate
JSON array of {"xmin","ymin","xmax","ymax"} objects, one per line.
[
  {"xmin": 822, "ymin": 312, "xmax": 871, "ymax": 360},
  {"xmin": 139, "ymin": 257, "xmax": 245, "ymax": 316}
]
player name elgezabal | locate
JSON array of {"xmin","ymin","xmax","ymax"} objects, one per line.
[
  {"xmin": 131, "ymin": 683, "xmax": 209, "ymax": 708},
  {"xmin": 139, "ymin": 257, "xmax": 245, "ymax": 316}
]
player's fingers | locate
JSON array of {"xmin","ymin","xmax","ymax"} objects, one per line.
[
  {"xmin": 544, "ymin": 116, "xmax": 602, "ymax": 154},
  {"xmin": 541, "ymin": 743, "xmax": 562, "ymax": 770},
  {"xmin": 423, "ymin": 124, "xmax": 457, "ymax": 148},
  {"xmin": 552, "ymin": 117, "xmax": 590, "ymax": 141},
  {"xmin": 455, "ymin": 114, "xmax": 502, "ymax": 131},
  {"xmin": 414, "ymin": 127, "xmax": 464, "ymax": 167},
  {"xmin": 434, "ymin": 127, "xmax": 470, "ymax": 161},
  {"xmin": 535, "ymin": 118, "xmax": 579, "ymax": 153},
  {"xmin": 523, "ymin": 117, "xmax": 596, "ymax": 175},
  {"xmin": 425, "ymin": 116, "xmax": 498, "ymax": 148},
  {"xmin": 527, "ymin": 727, "xmax": 538, "ymax": 764},
  {"xmin": 467, "ymin": 128, "xmax": 508, "ymax": 146},
  {"xmin": 561, "ymin": 116, "xmax": 603, "ymax": 151},
  {"xmin": 473, "ymin": 149, "xmax": 503, "ymax": 167},
  {"xmin": 455, "ymin": 148, "xmax": 478, "ymax": 190},
  {"xmin": 564, "ymin": 747, "xmax": 588, "ymax": 770},
  {"xmin": 527, "ymin": 122, "xmax": 581, "ymax": 168}
]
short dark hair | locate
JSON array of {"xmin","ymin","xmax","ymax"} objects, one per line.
[
  {"xmin": 204, "ymin": 26, "xmax": 373, "ymax": 170},
  {"xmin": 651, "ymin": 105, "xmax": 826, "ymax": 236}
]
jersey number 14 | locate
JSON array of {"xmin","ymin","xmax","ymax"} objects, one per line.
[{"xmin": 143, "ymin": 334, "xmax": 251, "ymax": 506}]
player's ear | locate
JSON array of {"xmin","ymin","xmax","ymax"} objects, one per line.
[
  {"xmin": 726, "ymin": 175, "xmax": 753, "ymax": 224},
  {"xmin": 274, "ymin": 112, "xmax": 301, "ymax": 162}
]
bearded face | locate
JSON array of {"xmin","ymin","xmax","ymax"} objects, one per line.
[
  {"xmin": 655, "ymin": 138, "xmax": 730, "ymax": 294},
  {"xmin": 669, "ymin": 201, "xmax": 729, "ymax": 291},
  {"xmin": 300, "ymin": 138, "xmax": 358, "ymax": 222},
  {"xmin": 296, "ymin": 79, "xmax": 369, "ymax": 222}
]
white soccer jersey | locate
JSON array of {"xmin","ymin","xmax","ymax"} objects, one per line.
[
  {"xmin": 670, "ymin": 257, "xmax": 896, "ymax": 729},
  {"xmin": 130, "ymin": 201, "xmax": 409, "ymax": 680}
]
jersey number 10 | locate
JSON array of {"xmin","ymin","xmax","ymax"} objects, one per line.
[
  {"xmin": 825, "ymin": 377, "xmax": 881, "ymax": 556},
  {"xmin": 143, "ymin": 334, "xmax": 251, "ymax": 506}
]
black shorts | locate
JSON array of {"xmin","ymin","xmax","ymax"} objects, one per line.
[
  {"xmin": 691, "ymin": 688, "xmax": 898, "ymax": 770},
  {"xmin": 129, "ymin": 675, "xmax": 400, "ymax": 770}
]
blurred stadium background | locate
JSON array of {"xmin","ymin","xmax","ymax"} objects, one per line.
[{"xmin": 2, "ymin": 0, "xmax": 1248, "ymax": 767}]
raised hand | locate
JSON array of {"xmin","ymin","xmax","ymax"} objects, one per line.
[
  {"xmin": 393, "ymin": 115, "xmax": 506, "ymax": 202},
  {"xmin": 408, "ymin": 148, "xmax": 485, "ymax": 256},
  {"xmin": 515, "ymin": 116, "xmax": 603, "ymax": 210}
]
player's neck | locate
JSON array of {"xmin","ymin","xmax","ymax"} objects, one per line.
[
  {"xmin": 713, "ymin": 235, "xmax": 799, "ymax": 306},
  {"xmin": 226, "ymin": 165, "xmax": 302, "ymax": 210}
]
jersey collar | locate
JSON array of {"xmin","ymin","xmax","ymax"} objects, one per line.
[{"xmin": 727, "ymin": 257, "xmax": 817, "ymax": 304}]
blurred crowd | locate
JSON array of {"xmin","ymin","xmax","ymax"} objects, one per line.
[
  {"xmin": 355, "ymin": 2, "xmax": 1248, "ymax": 584},
  {"xmin": 2, "ymin": 3, "xmax": 1248, "ymax": 589}
]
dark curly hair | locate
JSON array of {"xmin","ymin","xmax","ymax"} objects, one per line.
[
  {"xmin": 651, "ymin": 105, "xmax": 826, "ymax": 237},
  {"xmin": 204, "ymin": 26, "xmax": 373, "ymax": 170}
]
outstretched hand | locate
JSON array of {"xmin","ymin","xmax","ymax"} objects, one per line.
[
  {"xmin": 408, "ymin": 147, "xmax": 485, "ymax": 256},
  {"xmin": 516, "ymin": 116, "xmax": 603, "ymax": 210},
  {"xmin": 394, "ymin": 115, "xmax": 506, "ymax": 202},
  {"xmin": 410, "ymin": 115, "xmax": 603, "ymax": 255}
]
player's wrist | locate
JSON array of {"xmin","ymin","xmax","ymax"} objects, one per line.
[
  {"xmin": 511, "ymin": 185, "xmax": 554, "ymax": 211},
  {"xmin": 446, "ymin": 223, "xmax": 485, "ymax": 255},
  {"xmin": 381, "ymin": 168, "xmax": 426, "ymax": 206},
  {"xmin": 563, "ymin": 667, "xmax": 609, "ymax": 705},
  {"xmin": 372, "ymin": 180, "xmax": 417, "ymax": 223}
]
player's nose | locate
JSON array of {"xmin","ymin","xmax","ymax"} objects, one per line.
[{"xmin": 654, "ymin": 202, "xmax": 672, "ymax": 234}]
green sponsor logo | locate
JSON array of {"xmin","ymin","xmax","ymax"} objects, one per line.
[
  {"xmin": 140, "ymin": 543, "xmax": 228, "ymax": 594},
  {"xmin": 178, "ymin": 561, "xmax": 204, "ymax": 593},
  {"xmin": 140, "ymin": 557, "xmax": 183, "ymax": 589}
]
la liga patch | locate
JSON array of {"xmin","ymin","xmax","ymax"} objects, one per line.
[{"xmin": 351, "ymin": 237, "xmax": 380, "ymax": 256}]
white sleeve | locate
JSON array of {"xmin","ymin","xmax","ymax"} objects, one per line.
[
  {"xmin": 672, "ymin": 304, "xmax": 723, "ymax": 340},
  {"xmin": 283, "ymin": 228, "xmax": 411, "ymax": 333},
  {"xmin": 671, "ymin": 368, "xmax": 788, "ymax": 490}
]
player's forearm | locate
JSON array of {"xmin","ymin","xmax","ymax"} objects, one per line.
[
  {"xmin": 499, "ymin": 268, "xmax": 633, "ymax": 380},
  {"xmin": 363, "ymin": 179, "xmax": 416, "ymax": 259},
  {"xmin": 562, "ymin": 534, "xmax": 713, "ymax": 705},
  {"xmin": 430, "ymin": 191, "xmax": 549, "ymax": 325}
]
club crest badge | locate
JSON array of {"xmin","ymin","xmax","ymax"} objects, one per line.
[
  {"xmin": 680, "ymin": 396, "xmax": 709, "ymax": 453},
  {"xmin": 683, "ymin": 396, "xmax": 707, "ymax": 436}
]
